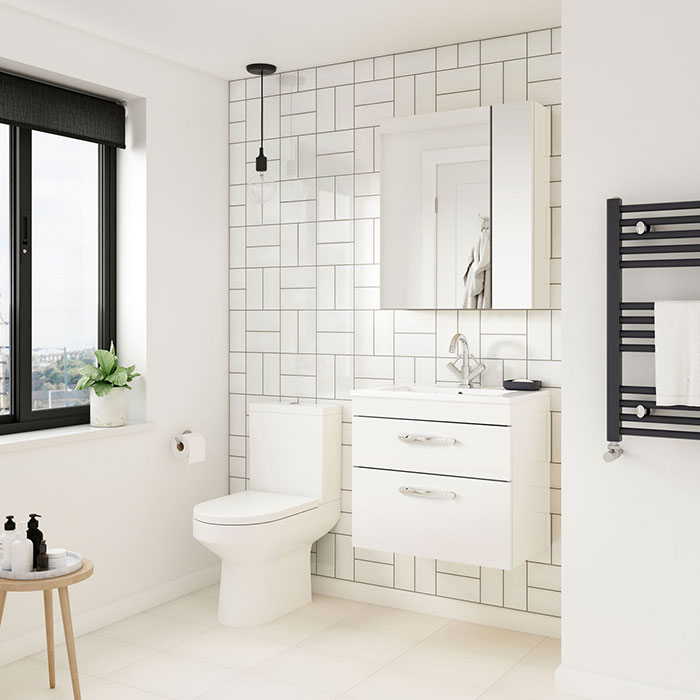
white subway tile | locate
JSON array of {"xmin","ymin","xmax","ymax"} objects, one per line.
[
  {"xmin": 395, "ymin": 333, "xmax": 435, "ymax": 357},
  {"xmin": 317, "ymin": 332, "xmax": 353, "ymax": 354},
  {"xmin": 355, "ymin": 355, "xmax": 394, "ymax": 379},
  {"xmin": 355, "ymin": 264, "xmax": 379, "ymax": 287},
  {"xmin": 317, "ymin": 177, "xmax": 335, "ymax": 221},
  {"xmin": 298, "ymin": 311, "xmax": 316, "ymax": 353},
  {"xmin": 437, "ymin": 66, "xmax": 480, "ymax": 94},
  {"xmin": 394, "ymin": 76, "xmax": 415, "ymax": 117},
  {"xmin": 355, "ymin": 101, "xmax": 394, "ymax": 128},
  {"xmin": 229, "ymin": 290, "xmax": 245, "ymax": 311},
  {"xmin": 354, "ymin": 311, "xmax": 373, "ymax": 355},
  {"xmin": 354, "ymin": 128, "xmax": 375, "ymax": 173},
  {"xmin": 298, "ymin": 68, "xmax": 316, "ymax": 91},
  {"xmin": 229, "ymin": 79, "xmax": 245, "ymax": 101},
  {"xmin": 458, "ymin": 41, "xmax": 480, "ymax": 67},
  {"xmin": 281, "ymin": 200, "xmax": 316, "ymax": 224},
  {"xmin": 528, "ymin": 29, "xmax": 552, "ymax": 56},
  {"xmin": 482, "ymin": 34, "xmax": 527, "ymax": 63},
  {"xmin": 335, "ymin": 266, "xmax": 354, "ymax": 310},
  {"xmin": 437, "ymin": 45, "xmax": 458, "ymax": 70},
  {"xmin": 528, "ymin": 53, "xmax": 561, "ymax": 82},
  {"xmin": 229, "ymin": 311, "xmax": 245, "ymax": 352},
  {"xmin": 335, "ymin": 85, "xmax": 354, "ymax": 130},
  {"xmin": 552, "ymin": 27, "xmax": 561, "ymax": 53},
  {"xmin": 230, "ymin": 394, "xmax": 246, "ymax": 435},
  {"xmin": 355, "ymin": 79, "xmax": 394, "ymax": 105},
  {"xmin": 395, "ymin": 48, "xmax": 436, "ymax": 76},
  {"xmin": 280, "ymin": 89, "xmax": 315, "ymax": 115},
  {"xmin": 504, "ymin": 59, "xmax": 527, "ymax": 102},
  {"xmin": 395, "ymin": 310, "xmax": 435, "ymax": 333},
  {"xmin": 504, "ymin": 563, "xmax": 527, "ymax": 610},
  {"xmin": 281, "ymin": 374, "xmax": 316, "ymax": 398},
  {"xmin": 354, "ymin": 560, "xmax": 394, "ymax": 587},
  {"xmin": 317, "ymin": 62, "xmax": 354, "ymax": 88},
  {"xmin": 415, "ymin": 72, "xmax": 436, "ymax": 114},
  {"xmin": 280, "ymin": 178, "xmax": 315, "ymax": 202},
  {"xmin": 317, "ymin": 354, "xmax": 335, "ymax": 399},
  {"xmin": 317, "ymin": 130, "xmax": 354, "ymax": 155},
  {"xmin": 374, "ymin": 310, "xmax": 394, "ymax": 355},
  {"xmin": 281, "ymin": 266, "xmax": 316, "ymax": 288},
  {"xmin": 263, "ymin": 353, "xmax": 280, "ymax": 395},
  {"xmin": 374, "ymin": 55, "xmax": 394, "ymax": 79},
  {"xmin": 481, "ymin": 568, "xmax": 504, "ymax": 606},
  {"xmin": 317, "ymin": 87, "xmax": 335, "ymax": 132},
  {"xmin": 528, "ymin": 563, "xmax": 561, "ymax": 591},
  {"xmin": 436, "ymin": 573, "xmax": 479, "ymax": 602},
  {"xmin": 437, "ymin": 91, "xmax": 480, "ymax": 112},
  {"xmin": 437, "ymin": 560, "xmax": 480, "ymax": 578},
  {"xmin": 528, "ymin": 79, "xmax": 561, "ymax": 106},
  {"xmin": 317, "ymin": 242, "xmax": 353, "ymax": 265},
  {"xmin": 281, "ymin": 112, "xmax": 316, "ymax": 137},
  {"xmin": 480, "ymin": 62, "xmax": 503, "ymax": 105},
  {"xmin": 336, "ymin": 175, "xmax": 354, "ymax": 220},
  {"xmin": 247, "ymin": 331, "xmax": 280, "ymax": 353},
  {"xmin": 394, "ymin": 554, "xmax": 415, "ymax": 591},
  {"xmin": 354, "ymin": 287, "xmax": 380, "ymax": 309},
  {"xmin": 335, "ymin": 535, "xmax": 354, "ymax": 580},
  {"xmin": 298, "ymin": 223, "xmax": 317, "ymax": 265},
  {"xmin": 281, "ymin": 353, "xmax": 316, "ymax": 375},
  {"xmin": 354, "ymin": 58, "xmax": 374, "ymax": 82},
  {"xmin": 315, "ymin": 533, "xmax": 335, "ymax": 576},
  {"xmin": 317, "ymin": 153, "xmax": 354, "ymax": 177},
  {"xmin": 280, "ymin": 70, "xmax": 298, "ymax": 94},
  {"xmin": 527, "ymin": 311, "xmax": 552, "ymax": 360},
  {"xmin": 415, "ymin": 557, "xmax": 436, "ymax": 594},
  {"xmin": 318, "ymin": 310, "xmax": 353, "ymax": 332},
  {"xmin": 528, "ymin": 587, "xmax": 561, "ymax": 616},
  {"xmin": 318, "ymin": 220, "xmax": 353, "ymax": 243},
  {"xmin": 247, "ymin": 310, "xmax": 279, "ymax": 332},
  {"xmin": 481, "ymin": 310, "xmax": 527, "ymax": 334}
]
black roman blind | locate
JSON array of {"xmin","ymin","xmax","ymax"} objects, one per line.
[{"xmin": 0, "ymin": 70, "xmax": 126, "ymax": 148}]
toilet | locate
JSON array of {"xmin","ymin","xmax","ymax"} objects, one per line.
[{"xmin": 193, "ymin": 402, "xmax": 342, "ymax": 627}]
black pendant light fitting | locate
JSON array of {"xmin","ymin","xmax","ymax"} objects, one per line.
[{"xmin": 246, "ymin": 63, "xmax": 277, "ymax": 174}]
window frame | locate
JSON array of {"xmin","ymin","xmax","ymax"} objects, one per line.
[{"xmin": 0, "ymin": 125, "xmax": 117, "ymax": 435}]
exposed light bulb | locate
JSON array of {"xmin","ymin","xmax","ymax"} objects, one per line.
[{"xmin": 250, "ymin": 171, "xmax": 276, "ymax": 204}]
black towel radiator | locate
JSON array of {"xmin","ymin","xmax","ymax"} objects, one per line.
[{"xmin": 606, "ymin": 197, "xmax": 700, "ymax": 461}]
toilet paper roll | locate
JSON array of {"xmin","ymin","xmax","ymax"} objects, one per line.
[{"xmin": 171, "ymin": 431, "xmax": 206, "ymax": 464}]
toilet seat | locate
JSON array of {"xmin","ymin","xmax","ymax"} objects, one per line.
[{"xmin": 193, "ymin": 490, "xmax": 319, "ymax": 526}]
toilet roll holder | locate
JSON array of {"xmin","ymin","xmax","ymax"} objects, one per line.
[{"xmin": 173, "ymin": 430, "xmax": 192, "ymax": 453}]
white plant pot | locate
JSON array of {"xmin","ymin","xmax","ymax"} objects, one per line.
[{"xmin": 90, "ymin": 387, "xmax": 126, "ymax": 427}]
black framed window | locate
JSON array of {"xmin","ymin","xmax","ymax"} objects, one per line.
[{"xmin": 0, "ymin": 72, "xmax": 124, "ymax": 435}]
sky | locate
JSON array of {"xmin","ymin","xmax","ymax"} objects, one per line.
[{"xmin": 0, "ymin": 125, "xmax": 98, "ymax": 355}]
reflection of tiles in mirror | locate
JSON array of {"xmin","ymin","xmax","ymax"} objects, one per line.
[{"xmin": 228, "ymin": 27, "xmax": 562, "ymax": 622}]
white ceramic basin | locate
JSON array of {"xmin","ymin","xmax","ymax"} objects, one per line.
[{"xmin": 352, "ymin": 384, "xmax": 535, "ymax": 402}]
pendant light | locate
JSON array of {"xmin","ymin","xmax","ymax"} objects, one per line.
[{"xmin": 246, "ymin": 62, "xmax": 277, "ymax": 204}]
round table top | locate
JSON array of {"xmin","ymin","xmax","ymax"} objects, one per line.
[{"xmin": 0, "ymin": 559, "xmax": 93, "ymax": 592}]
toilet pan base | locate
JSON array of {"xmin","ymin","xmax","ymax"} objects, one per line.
[{"xmin": 218, "ymin": 545, "xmax": 311, "ymax": 627}]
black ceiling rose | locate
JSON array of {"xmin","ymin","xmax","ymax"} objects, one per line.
[{"xmin": 246, "ymin": 63, "xmax": 277, "ymax": 77}]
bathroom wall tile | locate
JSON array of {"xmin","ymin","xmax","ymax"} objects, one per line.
[
  {"xmin": 528, "ymin": 587, "xmax": 561, "ymax": 616},
  {"xmin": 415, "ymin": 558, "xmax": 436, "ymax": 594},
  {"xmin": 317, "ymin": 62, "xmax": 354, "ymax": 88},
  {"xmin": 552, "ymin": 27, "xmax": 562, "ymax": 53},
  {"xmin": 231, "ymin": 26, "xmax": 563, "ymax": 621},
  {"xmin": 481, "ymin": 568, "xmax": 504, "ymax": 606},
  {"xmin": 436, "ymin": 573, "xmax": 480, "ymax": 602},
  {"xmin": 395, "ymin": 48, "xmax": 436, "ymax": 76},
  {"xmin": 355, "ymin": 560, "xmax": 394, "ymax": 587},
  {"xmin": 528, "ymin": 54, "xmax": 562, "ymax": 82},
  {"xmin": 481, "ymin": 62, "xmax": 504, "ymax": 105},
  {"xmin": 481, "ymin": 34, "xmax": 527, "ymax": 63},
  {"xmin": 437, "ymin": 45, "xmax": 458, "ymax": 71},
  {"xmin": 528, "ymin": 29, "xmax": 552, "ymax": 56}
]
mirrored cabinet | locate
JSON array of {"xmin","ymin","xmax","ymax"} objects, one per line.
[{"xmin": 380, "ymin": 101, "xmax": 551, "ymax": 310}]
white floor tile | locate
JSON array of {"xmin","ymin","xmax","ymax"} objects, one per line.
[
  {"xmin": 339, "ymin": 604, "xmax": 449, "ymax": 642},
  {"xmin": 106, "ymin": 651, "xmax": 239, "ymax": 700},
  {"xmin": 252, "ymin": 647, "xmax": 382, "ymax": 695},
  {"xmin": 196, "ymin": 672, "xmax": 337, "ymax": 700},
  {"xmin": 149, "ymin": 591, "xmax": 220, "ymax": 626},
  {"xmin": 76, "ymin": 678, "xmax": 174, "ymax": 699},
  {"xmin": 342, "ymin": 665, "xmax": 484, "ymax": 700},
  {"xmin": 0, "ymin": 657, "xmax": 94, "ymax": 700},
  {"xmin": 295, "ymin": 594, "xmax": 367, "ymax": 623},
  {"xmin": 31, "ymin": 632, "xmax": 154, "ymax": 677},
  {"xmin": 94, "ymin": 612, "xmax": 208, "ymax": 650},
  {"xmin": 240, "ymin": 610, "xmax": 336, "ymax": 646},
  {"xmin": 165, "ymin": 626, "xmax": 288, "ymax": 669}
]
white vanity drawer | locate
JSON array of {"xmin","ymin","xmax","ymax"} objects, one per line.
[
  {"xmin": 353, "ymin": 416, "xmax": 511, "ymax": 481},
  {"xmin": 353, "ymin": 467, "xmax": 513, "ymax": 570}
]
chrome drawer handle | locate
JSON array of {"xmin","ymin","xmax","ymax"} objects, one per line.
[
  {"xmin": 399, "ymin": 486, "xmax": 456, "ymax": 500},
  {"xmin": 398, "ymin": 434, "xmax": 456, "ymax": 446}
]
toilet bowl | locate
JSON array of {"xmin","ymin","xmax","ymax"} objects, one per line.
[{"xmin": 193, "ymin": 403, "xmax": 342, "ymax": 627}]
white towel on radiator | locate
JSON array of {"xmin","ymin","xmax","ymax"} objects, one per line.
[{"xmin": 654, "ymin": 300, "xmax": 700, "ymax": 406}]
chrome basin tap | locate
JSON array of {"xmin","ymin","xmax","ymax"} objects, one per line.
[{"xmin": 447, "ymin": 333, "xmax": 486, "ymax": 388}]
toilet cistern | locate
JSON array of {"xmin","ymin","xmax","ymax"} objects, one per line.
[{"xmin": 447, "ymin": 333, "xmax": 486, "ymax": 388}]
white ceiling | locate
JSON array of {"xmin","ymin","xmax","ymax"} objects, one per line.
[{"xmin": 0, "ymin": 0, "xmax": 561, "ymax": 79}]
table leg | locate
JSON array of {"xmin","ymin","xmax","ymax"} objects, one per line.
[
  {"xmin": 43, "ymin": 589, "xmax": 55, "ymax": 689},
  {"xmin": 0, "ymin": 591, "xmax": 6, "ymax": 625},
  {"xmin": 58, "ymin": 586, "xmax": 81, "ymax": 700}
]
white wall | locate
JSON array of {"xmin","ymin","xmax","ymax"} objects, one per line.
[
  {"xmin": 0, "ymin": 6, "xmax": 229, "ymax": 663},
  {"xmin": 560, "ymin": 1, "xmax": 700, "ymax": 698},
  {"xmin": 229, "ymin": 29, "xmax": 563, "ymax": 631}
]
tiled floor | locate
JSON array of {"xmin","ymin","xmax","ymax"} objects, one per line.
[{"xmin": 1, "ymin": 586, "xmax": 583, "ymax": 699}]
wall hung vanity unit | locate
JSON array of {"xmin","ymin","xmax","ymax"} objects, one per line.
[
  {"xmin": 380, "ymin": 101, "xmax": 551, "ymax": 310},
  {"xmin": 351, "ymin": 386, "xmax": 550, "ymax": 570}
]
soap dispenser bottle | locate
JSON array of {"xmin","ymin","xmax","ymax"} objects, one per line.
[
  {"xmin": 0, "ymin": 516, "xmax": 16, "ymax": 571},
  {"xmin": 11, "ymin": 522, "xmax": 33, "ymax": 573},
  {"xmin": 27, "ymin": 514, "xmax": 43, "ymax": 569},
  {"xmin": 36, "ymin": 540, "xmax": 49, "ymax": 572}
]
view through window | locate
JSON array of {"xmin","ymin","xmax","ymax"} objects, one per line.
[{"xmin": 30, "ymin": 132, "xmax": 99, "ymax": 410}]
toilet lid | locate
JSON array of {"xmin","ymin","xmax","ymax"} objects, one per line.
[{"xmin": 193, "ymin": 490, "xmax": 319, "ymax": 525}]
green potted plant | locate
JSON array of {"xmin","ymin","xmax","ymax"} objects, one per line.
[{"xmin": 75, "ymin": 342, "xmax": 140, "ymax": 427}]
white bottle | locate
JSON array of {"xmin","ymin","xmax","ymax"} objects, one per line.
[
  {"xmin": 11, "ymin": 522, "xmax": 33, "ymax": 573},
  {"xmin": 0, "ymin": 516, "xmax": 17, "ymax": 571}
]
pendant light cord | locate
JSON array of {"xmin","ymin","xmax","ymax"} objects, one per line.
[{"xmin": 260, "ymin": 72, "xmax": 264, "ymax": 152}]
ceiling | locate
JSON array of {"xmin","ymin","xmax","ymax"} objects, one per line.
[{"xmin": 0, "ymin": 0, "xmax": 560, "ymax": 79}]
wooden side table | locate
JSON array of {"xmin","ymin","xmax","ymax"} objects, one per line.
[{"xmin": 0, "ymin": 559, "xmax": 94, "ymax": 700}]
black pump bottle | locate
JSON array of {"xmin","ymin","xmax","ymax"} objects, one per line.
[
  {"xmin": 3, "ymin": 516, "xmax": 15, "ymax": 532},
  {"xmin": 27, "ymin": 514, "xmax": 43, "ymax": 569}
]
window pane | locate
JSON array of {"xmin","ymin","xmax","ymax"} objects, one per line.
[
  {"xmin": 0, "ymin": 125, "xmax": 9, "ymax": 415},
  {"xmin": 31, "ymin": 132, "xmax": 98, "ymax": 410}
]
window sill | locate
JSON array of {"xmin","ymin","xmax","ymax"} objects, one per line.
[{"xmin": 0, "ymin": 421, "xmax": 152, "ymax": 455}]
